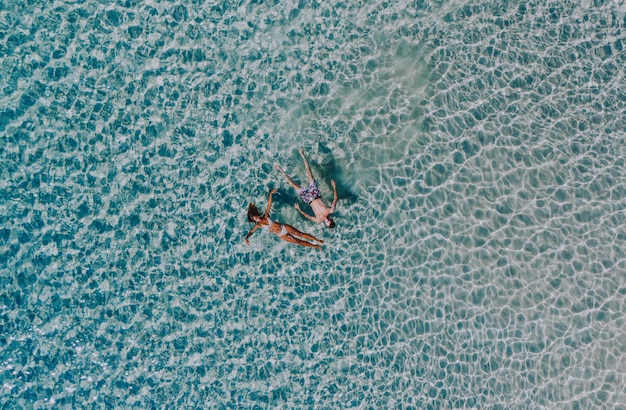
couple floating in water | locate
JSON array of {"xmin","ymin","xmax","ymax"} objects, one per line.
[{"xmin": 245, "ymin": 148, "xmax": 338, "ymax": 249}]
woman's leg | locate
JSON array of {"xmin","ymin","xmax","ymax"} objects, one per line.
[
  {"xmin": 280, "ymin": 234, "xmax": 321, "ymax": 249},
  {"xmin": 284, "ymin": 224, "xmax": 324, "ymax": 243}
]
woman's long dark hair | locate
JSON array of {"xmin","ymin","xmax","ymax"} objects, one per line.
[{"xmin": 247, "ymin": 203, "xmax": 261, "ymax": 222}]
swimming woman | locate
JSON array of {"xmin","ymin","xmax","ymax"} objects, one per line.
[
  {"xmin": 245, "ymin": 188, "xmax": 324, "ymax": 249},
  {"xmin": 275, "ymin": 148, "xmax": 338, "ymax": 228}
]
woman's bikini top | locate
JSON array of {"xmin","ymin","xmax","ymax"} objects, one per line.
[{"xmin": 264, "ymin": 218, "xmax": 287, "ymax": 236}]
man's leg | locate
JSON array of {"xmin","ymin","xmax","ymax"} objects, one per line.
[
  {"xmin": 299, "ymin": 148, "xmax": 315, "ymax": 182},
  {"xmin": 275, "ymin": 164, "xmax": 301, "ymax": 191}
]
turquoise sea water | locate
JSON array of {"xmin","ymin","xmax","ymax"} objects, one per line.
[{"xmin": 2, "ymin": 0, "xmax": 626, "ymax": 408}]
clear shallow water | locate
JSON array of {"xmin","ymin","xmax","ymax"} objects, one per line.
[{"xmin": 1, "ymin": 0, "xmax": 625, "ymax": 407}]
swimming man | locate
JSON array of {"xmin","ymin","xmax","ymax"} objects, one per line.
[{"xmin": 275, "ymin": 148, "xmax": 338, "ymax": 228}]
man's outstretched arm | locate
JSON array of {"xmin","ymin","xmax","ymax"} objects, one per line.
[
  {"xmin": 329, "ymin": 180, "xmax": 338, "ymax": 213},
  {"xmin": 295, "ymin": 203, "xmax": 317, "ymax": 222}
]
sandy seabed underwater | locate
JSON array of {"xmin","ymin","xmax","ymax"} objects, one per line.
[{"xmin": 1, "ymin": 0, "xmax": 626, "ymax": 408}]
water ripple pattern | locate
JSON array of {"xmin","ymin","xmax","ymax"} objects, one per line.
[{"xmin": 1, "ymin": 0, "xmax": 625, "ymax": 408}]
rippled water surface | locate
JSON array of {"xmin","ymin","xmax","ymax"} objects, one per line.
[{"xmin": 2, "ymin": 0, "xmax": 626, "ymax": 408}]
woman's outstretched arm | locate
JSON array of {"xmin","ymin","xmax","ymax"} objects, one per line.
[
  {"xmin": 264, "ymin": 188, "xmax": 278, "ymax": 217},
  {"xmin": 245, "ymin": 224, "xmax": 260, "ymax": 244}
]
